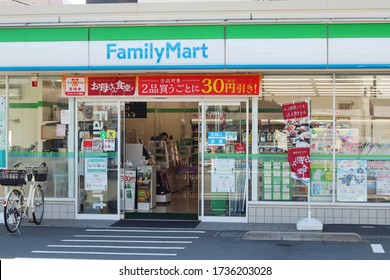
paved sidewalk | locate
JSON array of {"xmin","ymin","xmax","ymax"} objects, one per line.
[{"xmin": 6, "ymin": 218, "xmax": 389, "ymax": 242}]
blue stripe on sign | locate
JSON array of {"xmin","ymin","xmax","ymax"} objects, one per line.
[
  {"xmin": 226, "ymin": 64, "xmax": 327, "ymax": 69},
  {"xmin": 328, "ymin": 64, "xmax": 390, "ymax": 68},
  {"xmin": 0, "ymin": 66, "xmax": 89, "ymax": 71},
  {"xmin": 89, "ymin": 65, "xmax": 225, "ymax": 70}
]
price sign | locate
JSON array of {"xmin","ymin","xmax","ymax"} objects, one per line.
[{"xmin": 138, "ymin": 74, "xmax": 261, "ymax": 96}]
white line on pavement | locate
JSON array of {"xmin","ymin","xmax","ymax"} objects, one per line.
[
  {"xmin": 61, "ymin": 239, "xmax": 192, "ymax": 244},
  {"xmin": 371, "ymin": 244, "xmax": 385, "ymax": 253},
  {"xmin": 85, "ymin": 229, "xmax": 205, "ymax": 234},
  {"xmin": 48, "ymin": 244, "xmax": 185, "ymax": 250},
  {"xmin": 31, "ymin": 250, "xmax": 177, "ymax": 256},
  {"xmin": 74, "ymin": 234, "xmax": 199, "ymax": 239}
]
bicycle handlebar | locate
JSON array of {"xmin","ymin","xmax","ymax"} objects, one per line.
[{"xmin": 13, "ymin": 161, "xmax": 47, "ymax": 169}]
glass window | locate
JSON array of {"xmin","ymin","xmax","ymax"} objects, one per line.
[
  {"xmin": 254, "ymin": 74, "xmax": 390, "ymax": 205},
  {"xmin": 256, "ymin": 74, "xmax": 334, "ymax": 203},
  {"xmin": 335, "ymin": 75, "xmax": 390, "ymax": 203},
  {"xmin": 7, "ymin": 75, "xmax": 71, "ymax": 198},
  {"xmin": 0, "ymin": 76, "xmax": 5, "ymax": 198}
]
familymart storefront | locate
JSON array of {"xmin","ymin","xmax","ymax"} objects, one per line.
[
  {"xmin": 64, "ymin": 74, "xmax": 259, "ymax": 223},
  {"xmin": 2, "ymin": 23, "xmax": 390, "ymax": 224}
]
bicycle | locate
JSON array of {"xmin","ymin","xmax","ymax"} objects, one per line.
[{"xmin": 1, "ymin": 162, "xmax": 48, "ymax": 233}]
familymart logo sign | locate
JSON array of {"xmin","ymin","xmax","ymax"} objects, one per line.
[{"xmin": 90, "ymin": 40, "xmax": 224, "ymax": 69}]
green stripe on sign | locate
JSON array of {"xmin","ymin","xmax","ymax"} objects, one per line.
[
  {"xmin": 329, "ymin": 23, "xmax": 390, "ymax": 38},
  {"xmin": 226, "ymin": 24, "xmax": 327, "ymax": 39},
  {"xmin": 0, "ymin": 27, "xmax": 89, "ymax": 42},
  {"xmin": 9, "ymin": 101, "xmax": 64, "ymax": 109},
  {"xmin": 90, "ymin": 25, "xmax": 224, "ymax": 40}
]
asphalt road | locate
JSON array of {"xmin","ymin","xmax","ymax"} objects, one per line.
[{"xmin": 0, "ymin": 225, "xmax": 389, "ymax": 260}]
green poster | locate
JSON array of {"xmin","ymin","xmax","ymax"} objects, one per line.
[
  {"xmin": 310, "ymin": 160, "xmax": 333, "ymax": 196},
  {"xmin": 262, "ymin": 160, "xmax": 291, "ymax": 201}
]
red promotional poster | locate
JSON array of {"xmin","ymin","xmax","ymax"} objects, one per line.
[
  {"xmin": 282, "ymin": 100, "xmax": 311, "ymax": 185},
  {"xmin": 88, "ymin": 76, "xmax": 136, "ymax": 96},
  {"xmin": 235, "ymin": 143, "xmax": 245, "ymax": 153},
  {"xmin": 281, "ymin": 101, "xmax": 308, "ymax": 120},
  {"xmin": 138, "ymin": 74, "xmax": 261, "ymax": 96},
  {"xmin": 288, "ymin": 147, "xmax": 311, "ymax": 183}
]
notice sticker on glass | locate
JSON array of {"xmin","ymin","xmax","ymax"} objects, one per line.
[{"xmin": 56, "ymin": 124, "xmax": 66, "ymax": 137}]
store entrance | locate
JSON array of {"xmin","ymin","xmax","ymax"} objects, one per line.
[
  {"xmin": 200, "ymin": 100, "xmax": 248, "ymax": 222},
  {"xmin": 121, "ymin": 101, "xmax": 199, "ymax": 220}
]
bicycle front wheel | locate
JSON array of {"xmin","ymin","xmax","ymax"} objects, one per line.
[
  {"xmin": 4, "ymin": 189, "xmax": 22, "ymax": 233},
  {"xmin": 32, "ymin": 185, "xmax": 44, "ymax": 225}
]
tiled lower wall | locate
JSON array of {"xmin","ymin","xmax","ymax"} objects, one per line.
[
  {"xmin": 248, "ymin": 205, "xmax": 390, "ymax": 225},
  {"xmin": 46, "ymin": 201, "xmax": 390, "ymax": 225},
  {"xmin": 44, "ymin": 201, "xmax": 75, "ymax": 219}
]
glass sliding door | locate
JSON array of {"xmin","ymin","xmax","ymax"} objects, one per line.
[
  {"xmin": 200, "ymin": 100, "xmax": 248, "ymax": 222},
  {"xmin": 76, "ymin": 101, "xmax": 120, "ymax": 219}
]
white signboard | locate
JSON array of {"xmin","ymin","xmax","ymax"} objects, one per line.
[
  {"xmin": 226, "ymin": 39, "xmax": 327, "ymax": 68},
  {"xmin": 0, "ymin": 42, "xmax": 88, "ymax": 70},
  {"xmin": 85, "ymin": 158, "xmax": 108, "ymax": 191},
  {"xmin": 90, "ymin": 40, "xmax": 225, "ymax": 69},
  {"xmin": 121, "ymin": 169, "xmax": 136, "ymax": 211},
  {"xmin": 337, "ymin": 160, "xmax": 367, "ymax": 202},
  {"xmin": 211, "ymin": 158, "xmax": 235, "ymax": 193}
]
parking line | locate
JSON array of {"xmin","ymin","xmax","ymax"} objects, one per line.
[
  {"xmin": 74, "ymin": 234, "xmax": 199, "ymax": 239},
  {"xmin": 371, "ymin": 244, "xmax": 385, "ymax": 253},
  {"xmin": 48, "ymin": 244, "xmax": 185, "ymax": 250},
  {"xmin": 61, "ymin": 239, "xmax": 192, "ymax": 244},
  {"xmin": 85, "ymin": 229, "xmax": 205, "ymax": 234},
  {"xmin": 31, "ymin": 250, "xmax": 177, "ymax": 256}
]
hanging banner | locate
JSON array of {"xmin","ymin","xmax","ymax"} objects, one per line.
[
  {"xmin": 138, "ymin": 74, "xmax": 261, "ymax": 96},
  {"xmin": 282, "ymin": 100, "xmax": 311, "ymax": 185},
  {"xmin": 62, "ymin": 75, "xmax": 136, "ymax": 97},
  {"xmin": 288, "ymin": 147, "xmax": 311, "ymax": 185}
]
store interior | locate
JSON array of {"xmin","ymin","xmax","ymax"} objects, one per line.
[{"xmin": 122, "ymin": 101, "xmax": 200, "ymax": 218}]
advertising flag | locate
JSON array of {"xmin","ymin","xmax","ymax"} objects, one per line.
[{"xmin": 282, "ymin": 101, "xmax": 311, "ymax": 185}]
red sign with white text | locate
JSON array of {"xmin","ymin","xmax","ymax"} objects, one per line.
[
  {"xmin": 138, "ymin": 74, "xmax": 261, "ymax": 96},
  {"xmin": 281, "ymin": 101, "xmax": 308, "ymax": 120},
  {"xmin": 62, "ymin": 76, "xmax": 136, "ymax": 97},
  {"xmin": 88, "ymin": 76, "xmax": 136, "ymax": 96},
  {"xmin": 288, "ymin": 147, "xmax": 310, "ymax": 179}
]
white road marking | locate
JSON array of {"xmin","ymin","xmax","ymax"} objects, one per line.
[
  {"xmin": 85, "ymin": 229, "xmax": 205, "ymax": 234},
  {"xmin": 371, "ymin": 244, "xmax": 385, "ymax": 253},
  {"xmin": 61, "ymin": 239, "xmax": 192, "ymax": 244},
  {"xmin": 31, "ymin": 250, "xmax": 177, "ymax": 256},
  {"xmin": 48, "ymin": 244, "xmax": 185, "ymax": 250},
  {"xmin": 74, "ymin": 234, "xmax": 198, "ymax": 239}
]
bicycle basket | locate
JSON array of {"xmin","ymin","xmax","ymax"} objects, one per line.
[
  {"xmin": 27, "ymin": 166, "xmax": 48, "ymax": 182},
  {"xmin": 0, "ymin": 170, "xmax": 27, "ymax": 186}
]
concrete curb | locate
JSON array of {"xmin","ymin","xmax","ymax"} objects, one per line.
[{"xmin": 243, "ymin": 231, "xmax": 363, "ymax": 242}]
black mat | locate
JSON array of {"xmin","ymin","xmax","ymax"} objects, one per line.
[
  {"xmin": 110, "ymin": 219, "xmax": 200, "ymax": 228},
  {"xmin": 323, "ymin": 224, "xmax": 390, "ymax": 236}
]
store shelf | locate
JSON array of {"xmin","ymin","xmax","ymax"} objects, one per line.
[{"xmin": 148, "ymin": 140, "xmax": 176, "ymax": 168}]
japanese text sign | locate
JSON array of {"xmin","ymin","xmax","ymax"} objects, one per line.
[
  {"xmin": 208, "ymin": 131, "xmax": 226, "ymax": 146},
  {"xmin": 62, "ymin": 75, "xmax": 136, "ymax": 96},
  {"xmin": 63, "ymin": 77, "xmax": 86, "ymax": 96},
  {"xmin": 138, "ymin": 74, "xmax": 261, "ymax": 96},
  {"xmin": 288, "ymin": 147, "xmax": 310, "ymax": 179},
  {"xmin": 88, "ymin": 76, "xmax": 136, "ymax": 96},
  {"xmin": 281, "ymin": 101, "xmax": 308, "ymax": 120}
]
